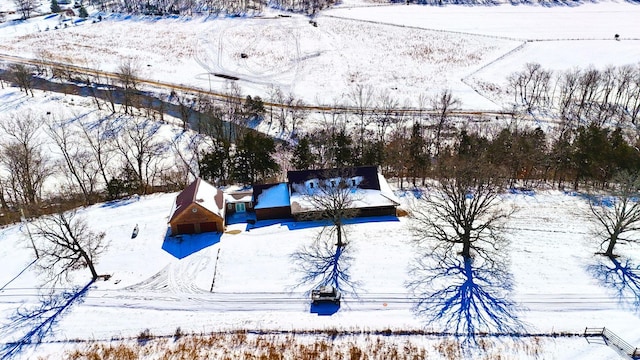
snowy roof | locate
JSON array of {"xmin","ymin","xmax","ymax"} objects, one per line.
[
  {"xmin": 287, "ymin": 166, "xmax": 381, "ymax": 191},
  {"xmin": 169, "ymin": 178, "xmax": 224, "ymax": 222},
  {"xmin": 287, "ymin": 168, "xmax": 398, "ymax": 214},
  {"xmin": 225, "ymin": 190, "xmax": 253, "ymax": 204},
  {"xmin": 377, "ymin": 172, "xmax": 400, "ymax": 205},
  {"xmin": 254, "ymin": 183, "xmax": 290, "ymax": 209},
  {"xmin": 289, "ymin": 188, "xmax": 398, "ymax": 214}
]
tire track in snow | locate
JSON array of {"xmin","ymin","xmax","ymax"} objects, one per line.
[{"xmin": 122, "ymin": 250, "xmax": 211, "ymax": 295}]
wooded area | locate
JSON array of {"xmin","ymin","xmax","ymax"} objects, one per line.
[{"xmin": 1, "ymin": 61, "xmax": 639, "ymax": 226}]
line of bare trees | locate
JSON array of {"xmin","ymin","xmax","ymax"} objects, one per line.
[
  {"xmin": 0, "ymin": 61, "xmax": 279, "ymax": 224},
  {"xmin": 0, "ymin": 111, "xmax": 173, "ymax": 221},
  {"xmin": 95, "ymin": 0, "xmax": 334, "ymax": 17},
  {"xmin": 508, "ymin": 62, "xmax": 640, "ymax": 131},
  {"xmin": 89, "ymin": 0, "xmax": 265, "ymax": 16}
]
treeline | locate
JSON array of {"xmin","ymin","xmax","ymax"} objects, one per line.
[
  {"xmin": 398, "ymin": 0, "xmax": 609, "ymax": 6},
  {"xmin": 291, "ymin": 116, "xmax": 640, "ymax": 191},
  {"xmin": 86, "ymin": 0, "xmax": 335, "ymax": 17},
  {"xmin": 3, "ymin": 60, "xmax": 640, "ymax": 225},
  {"xmin": 507, "ymin": 63, "xmax": 640, "ymax": 130},
  {"xmin": 0, "ymin": 62, "xmax": 284, "ymax": 224}
]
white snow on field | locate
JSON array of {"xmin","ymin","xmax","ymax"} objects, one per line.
[
  {"xmin": 2, "ymin": 2, "xmax": 638, "ymax": 110},
  {"xmin": 327, "ymin": 3, "xmax": 640, "ymax": 40},
  {"xmin": 1, "ymin": 190, "xmax": 640, "ymax": 359}
]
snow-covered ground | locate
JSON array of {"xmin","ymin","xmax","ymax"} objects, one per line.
[
  {"xmin": 2, "ymin": 0, "xmax": 640, "ymax": 358},
  {"xmin": 1, "ymin": 190, "xmax": 639, "ymax": 359},
  {"xmin": 1, "ymin": 1, "xmax": 638, "ymax": 110}
]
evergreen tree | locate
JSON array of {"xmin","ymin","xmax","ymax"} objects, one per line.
[
  {"xmin": 457, "ymin": 130, "xmax": 489, "ymax": 162},
  {"xmin": 292, "ymin": 136, "xmax": 316, "ymax": 170},
  {"xmin": 78, "ymin": 5, "xmax": 88, "ymax": 18},
  {"xmin": 243, "ymin": 95, "xmax": 265, "ymax": 119},
  {"xmin": 330, "ymin": 129, "xmax": 353, "ymax": 168},
  {"xmin": 233, "ymin": 132, "xmax": 279, "ymax": 184},
  {"xmin": 106, "ymin": 165, "xmax": 141, "ymax": 200},
  {"xmin": 573, "ymin": 124, "xmax": 610, "ymax": 186},
  {"xmin": 199, "ymin": 140, "xmax": 231, "ymax": 186},
  {"xmin": 488, "ymin": 127, "xmax": 548, "ymax": 184},
  {"xmin": 549, "ymin": 132, "xmax": 574, "ymax": 188},
  {"xmin": 361, "ymin": 139, "xmax": 384, "ymax": 168},
  {"xmin": 50, "ymin": 0, "xmax": 61, "ymax": 13},
  {"xmin": 609, "ymin": 127, "xmax": 640, "ymax": 175}
]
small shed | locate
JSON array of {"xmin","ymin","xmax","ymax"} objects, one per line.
[{"xmin": 168, "ymin": 178, "xmax": 225, "ymax": 235}]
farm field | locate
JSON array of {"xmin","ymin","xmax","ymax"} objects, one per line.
[{"xmin": 1, "ymin": 1, "xmax": 639, "ymax": 111}]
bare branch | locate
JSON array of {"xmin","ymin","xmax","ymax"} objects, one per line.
[{"xmin": 30, "ymin": 210, "xmax": 107, "ymax": 284}]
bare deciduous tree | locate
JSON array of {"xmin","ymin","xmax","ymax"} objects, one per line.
[
  {"xmin": 288, "ymin": 97, "xmax": 308, "ymax": 138},
  {"xmin": 30, "ymin": 210, "xmax": 107, "ymax": 283},
  {"xmin": 102, "ymin": 76, "xmax": 118, "ymax": 113},
  {"xmin": 171, "ymin": 89, "xmax": 194, "ymax": 131},
  {"xmin": 295, "ymin": 171, "xmax": 362, "ymax": 248},
  {"xmin": 9, "ymin": 64, "xmax": 34, "ymax": 97},
  {"xmin": 410, "ymin": 163, "xmax": 512, "ymax": 263},
  {"xmin": 268, "ymin": 85, "xmax": 288, "ymax": 135},
  {"xmin": 222, "ymin": 81, "xmax": 245, "ymax": 142},
  {"xmin": 77, "ymin": 118, "xmax": 116, "ymax": 191},
  {"xmin": 431, "ymin": 89, "xmax": 460, "ymax": 159},
  {"xmin": 372, "ymin": 89, "xmax": 400, "ymax": 143},
  {"xmin": 112, "ymin": 117, "xmax": 168, "ymax": 194},
  {"xmin": 12, "ymin": 0, "xmax": 37, "ymax": 19},
  {"xmin": 347, "ymin": 84, "xmax": 374, "ymax": 159},
  {"xmin": 588, "ymin": 170, "xmax": 640, "ymax": 258},
  {"xmin": 46, "ymin": 116, "xmax": 100, "ymax": 205},
  {"xmin": 507, "ymin": 62, "xmax": 552, "ymax": 113},
  {"xmin": 117, "ymin": 60, "xmax": 140, "ymax": 115},
  {"xmin": 0, "ymin": 113, "xmax": 52, "ymax": 207}
]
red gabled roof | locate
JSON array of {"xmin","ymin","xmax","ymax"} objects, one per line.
[{"xmin": 168, "ymin": 178, "xmax": 225, "ymax": 222}]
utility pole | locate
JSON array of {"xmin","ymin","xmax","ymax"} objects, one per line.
[{"xmin": 20, "ymin": 208, "xmax": 39, "ymax": 259}]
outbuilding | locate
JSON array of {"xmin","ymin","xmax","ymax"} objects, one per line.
[
  {"xmin": 253, "ymin": 183, "xmax": 291, "ymax": 220},
  {"xmin": 168, "ymin": 178, "xmax": 225, "ymax": 235}
]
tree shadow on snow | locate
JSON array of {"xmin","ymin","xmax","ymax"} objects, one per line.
[
  {"xmin": 290, "ymin": 239, "xmax": 361, "ymax": 316},
  {"xmin": 285, "ymin": 216, "xmax": 399, "ymax": 231},
  {"xmin": 99, "ymin": 194, "xmax": 141, "ymax": 208},
  {"xmin": 406, "ymin": 253, "xmax": 527, "ymax": 347},
  {"xmin": 0, "ymin": 282, "xmax": 92, "ymax": 360},
  {"xmin": 588, "ymin": 256, "xmax": 640, "ymax": 311},
  {"xmin": 161, "ymin": 229, "xmax": 221, "ymax": 259}
]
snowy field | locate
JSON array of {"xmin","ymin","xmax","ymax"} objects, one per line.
[
  {"xmin": 1, "ymin": 190, "xmax": 640, "ymax": 359},
  {"xmin": 1, "ymin": 1, "xmax": 639, "ymax": 110}
]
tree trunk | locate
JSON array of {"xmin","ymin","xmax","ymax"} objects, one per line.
[
  {"xmin": 604, "ymin": 237, "xmax": 617, "ymax": 258},
  {"xmin": 336, "ymin": 222, "xmax": 343, "ymax": 248},
  {"xmin": 81, "ymin": 250, "xmax": 99, "ymax": 280},
  {"xmin": 461, "ymin": 232, "xmax": 471, "ymax": 260}
]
